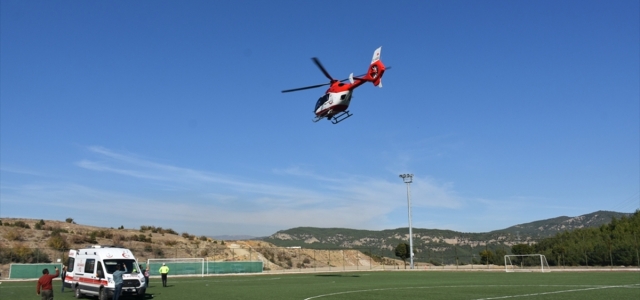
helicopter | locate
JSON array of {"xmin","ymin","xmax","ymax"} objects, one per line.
[{"xmin": 282, "ymin": 47, "xmax": 387, "ymax": 124}]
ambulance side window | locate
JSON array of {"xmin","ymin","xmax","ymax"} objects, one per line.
[
  {"xmin": 97, "ymin": 262, "xmax": 105, "ymax": 278},
  {"xmin": 84, "ymin": 259, "xmax": 95, "ymax": 274},
  {"xmin": 67, "ymin": 257, "xmax": 75, "ymax": 272}
]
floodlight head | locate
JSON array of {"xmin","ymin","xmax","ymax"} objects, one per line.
[{"xmin": 399, "ymin": 173, "xmax": 413, "ymax": 183}]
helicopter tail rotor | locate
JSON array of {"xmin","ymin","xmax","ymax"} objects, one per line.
[{"xmin": 365, "ymin": 47, "xmax": 385, "ymax": 87}]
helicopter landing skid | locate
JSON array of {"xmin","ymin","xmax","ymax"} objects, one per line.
[
  {"xmin": 330, "ymin": 111, "xmax": 352, "ymax": 124},
  {"xmin": 313, "ymin": 111, "xmax": 353, "ymax": 124}
]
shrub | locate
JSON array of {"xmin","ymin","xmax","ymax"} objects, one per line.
[
  {"xmin": 153, "ymin": 248, "xmax": 164, "ymax": 258},
  {"xmin": 12, "ymin": 221, "xmax": 30, "ymax": 229},
  {"xmin": 4, "ymin": 228, "xmax": 22, "ymax": 241},
  {"xmin": 0, "ymin": 245, "xmax": 52, "ymax": 264},
  {"xmin": 112, "ymin": 234, "xmax": 125, "ymax": 247},
  {"xmin": 143, "ymin": 244, "xmax": 153, "ymax": 252},
  {"xmin": 47, "ymin": 235, "xmax": 69, "ymax": 250},
  {"xmin": 31, "ymin": 248, "xmax": 52, "ymax": 263},
  {"xmin": 71, "ymin": 235, "xmax": 87, "ymax": 244},
  {"xmin": 65, "ymin": 218, "xmax": 74, "ymax": 223},
  {"xmin": 89, "ymin": 232, "xmax": 98, "ymax": 243},
  {"xmin": 199, "ymin": 235, "xmax": 208, "ymax": 242},
  {"xmin": 35, "ymin": 219, "xmax": 45, "ymax": 230},
  {"xmin": 285, "ymin": 257, "xmax": 293, "ymax": 268},
  {"xmin": 12, "ymin": 244, "xmax": 32, "ymax": 261},
  {"xmin": 50, "ymin": 227, "xmax": 69, "ymax": 236},
  {"xmin": 277, "ymin": 252, "xmax": 288, "ymax": 261},
  {"xmin": 164, "ymin": 240, "xmax": 178, "ymax": 246}
]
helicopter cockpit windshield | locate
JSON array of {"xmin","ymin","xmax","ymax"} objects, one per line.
[{"xmin": 315, "ymin": 94, "xmax": 329, "ymax": 111}]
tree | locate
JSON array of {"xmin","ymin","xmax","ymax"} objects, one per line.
[
  {"xmin": 528, "ymin": 210, "xmax": 640, "ymax": 267},
  {"xmin": 479, "ymin": 249, "xmax": 496, "ymax": 265},
  {"xmin": 395, "ymin": 243, "xmax": 411, "ymax": 269},
  {"xmin": 511, "ymin": 243, "xmax": 533, "ymax": 255},
  {"xmin": 495, "ymin": 248, "xmax": 507, "ymax": 266}
]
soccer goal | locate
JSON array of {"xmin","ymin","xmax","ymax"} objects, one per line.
[
  {"xmin": 147, "ymin": 258, "xmax": 205, "ymax": 277},
  {"xmin": 504, "ymin": 254, "xmax": 550, "ymax": 272}
]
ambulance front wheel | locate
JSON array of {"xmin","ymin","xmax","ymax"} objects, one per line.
[
  {"xmin": 99, "ymin": 288, "xmax": 108, "ymax": 300},
  {"xmin": 74, "ymin": 286, "xmax": 83, "ymax": 299}
]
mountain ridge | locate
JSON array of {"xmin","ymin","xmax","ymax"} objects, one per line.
[{"xmin": 262, "ymin": 210, "xmax": 632, "ymax": 259}]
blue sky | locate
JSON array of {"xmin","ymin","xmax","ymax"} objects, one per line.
[{"xmin": 1, "ymin": 1, "xmax": 638, "ymax": 237}]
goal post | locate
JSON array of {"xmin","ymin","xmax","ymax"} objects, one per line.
[
  {"xmin": 504, "ymin": 254, "xmax": 550, "ymax": 272},
  {"xmin": 147, "ymin": 258, "xmax": 205, "ymax": 277}
]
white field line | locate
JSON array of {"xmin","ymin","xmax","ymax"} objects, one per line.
[
  {"xmin": 0, "ymin": 277, "xmax": 283, "ymax": 289},
  {"xmin": 473, "ymin": 284, "xmax": 640, "ymax": 300},
  {"xmin": 176, "ymin": 276, "xmax": 282, "ymax": 284},
  {"xmin": 302, "ymin": 284, "xmax": 640, "ymax": 300}
]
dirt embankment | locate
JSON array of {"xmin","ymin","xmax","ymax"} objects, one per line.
[{"xmin": 0, "ymin": 218, "xmax": 403, "ymax": 277}]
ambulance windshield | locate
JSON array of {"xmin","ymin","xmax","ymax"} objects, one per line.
[{"xmin": 104, "ymin": 259, "xmax": 138, "ymax": 274}]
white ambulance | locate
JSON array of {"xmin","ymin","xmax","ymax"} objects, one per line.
[{"xmin": 65, "ymin": 245, "xmax": 146, "ymax": 300}]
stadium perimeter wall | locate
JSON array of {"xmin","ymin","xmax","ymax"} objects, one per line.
[{"xmin": 1, "ymin": 246, "xmax": 639, "ymax": 279}]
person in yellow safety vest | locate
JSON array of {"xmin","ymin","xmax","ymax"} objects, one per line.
[{"xmin": 159, "ymin": 263, "xmax": 170, "ymax": 287}]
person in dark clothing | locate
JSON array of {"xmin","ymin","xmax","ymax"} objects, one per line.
[
  {"xmin": 60, "ymin": 266, "xmax": 67, "ymax": 292},
  {"xmin": 143, "ymin": 264, "xmax": 150, "ymax": 288}
]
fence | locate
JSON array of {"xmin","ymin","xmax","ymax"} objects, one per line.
[
  {"xmin": 1, "ymin": 245, "xmax": 638, "ymax": 279},
  {"xmin": 8, "ymin": 263, "xmax": 63, "ymax": 279}
]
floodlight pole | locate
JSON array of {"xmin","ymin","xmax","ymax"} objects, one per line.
[{"xmin": 399, "ymin": 174, "xmax": 414, "ymax": 269}]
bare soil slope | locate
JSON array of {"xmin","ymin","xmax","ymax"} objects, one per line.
[{"xmin": 0, "ymin": 218, "xmax": 398, "ymax": 278}]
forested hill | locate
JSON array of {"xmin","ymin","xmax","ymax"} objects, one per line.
[
  {"xmin": 494, "ymin": 210, "xmax": 629, "ymax": 238},
  {"xmin": 263, "ymin": 211, "xmax": 631, "ymax": 252}
]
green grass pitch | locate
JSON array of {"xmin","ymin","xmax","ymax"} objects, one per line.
[{"xmin": 2, "ymin": 271, "xmax": 638, "ymax": 300}]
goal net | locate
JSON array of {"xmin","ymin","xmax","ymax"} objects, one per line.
[
  {"xmin": 147, "ymin": 258, "xmax": 205, "ymax": 277},
  {"xmin": 504, "ymin": 254, "xmax": 550, "ymax": 272}
]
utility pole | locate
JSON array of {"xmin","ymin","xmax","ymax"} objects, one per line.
[{"xmin": 399, "ymin": 174, "xmax": 414, "ymax": 269}]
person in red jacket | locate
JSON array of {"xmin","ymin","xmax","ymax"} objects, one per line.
[{"xmin": 36, "ymin": 267, "xmax": 60, "ymax": 300}]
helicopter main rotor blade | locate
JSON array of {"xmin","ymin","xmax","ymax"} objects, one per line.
[
  {"xmin": 281, "ymin": 83, "xmax": 331, "ymax": 93},
  {"xmin": 312, "ymin": 57, "xmax": 334, "ymax": 81},
  {"xmin": 282, "ymin": 67, "xmax": 391, "ymax": 93}
]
